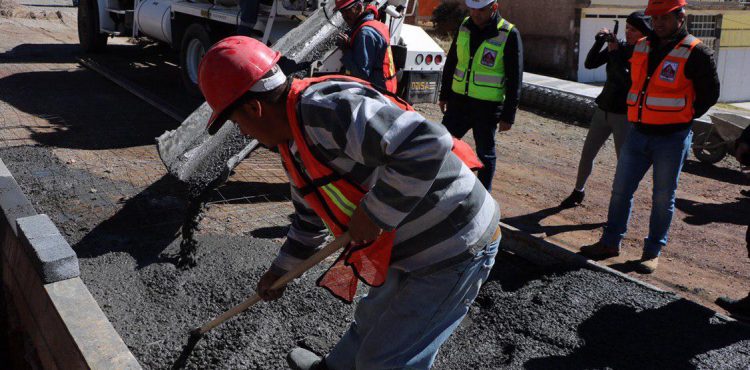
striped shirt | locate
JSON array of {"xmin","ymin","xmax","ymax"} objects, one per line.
[{"xmin": 271, "ymin": 79, "xmax": 500, "ymax": 274}]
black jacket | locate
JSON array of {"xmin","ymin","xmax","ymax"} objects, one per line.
[
  {"xmin": 635, "ymin": 24, "xmax": 720, "ymax": 135},
  {"xmin": 585, "ymin": 39, "xmax": 633, "ymax": 114},
  {"xmin": 439, "ymin": 14, "xmax": 523, "ymax": 124}
]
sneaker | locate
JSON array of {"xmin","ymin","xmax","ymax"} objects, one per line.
[
  {"xmin": 579, "ymin": 242, "xmax": 620, "ymax": 260},
  {"xmin": 287, "ymin": 348, "xmax": 326, "ymax": 370},
  {"xmin": 716, "ymin": 294, "xmax": 750, "ymax": 319},
  {"xmin": 560, "ymin": 189, "xmax": 585, "ymax": 208},
  {"xmin": 636, "ymin": 256, "xmax": 659, "ymax": 274}
]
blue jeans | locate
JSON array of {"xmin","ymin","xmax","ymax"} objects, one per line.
[
  {"xmin": 601, "ymin": 127, "xmax": 693, "ymax": 258},
  {"xmin": 442, "ymin": 107, "xmax": 498, "ymax": 191},
  {"xmin": 324, "ymin": 236, "xmax": 500, "ymax": 370}
]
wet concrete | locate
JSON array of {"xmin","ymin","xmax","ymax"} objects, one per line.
[{"xmin": 2, "ymin": 144, "xmax": 750, "ymax": 369}]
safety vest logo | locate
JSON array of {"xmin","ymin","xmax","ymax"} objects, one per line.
[
  {"xmin": 481, "ymin": 47, "xmax": 497, "ymax": 67},
  {"xmin": 660, "ymin": 61, "xmax": 679, "ymax": 82}
]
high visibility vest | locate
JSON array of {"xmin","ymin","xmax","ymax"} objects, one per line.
[
  {"xmin": 626, "ymin": 35, "xmax": 701, "ymax": 125},
  {"xmin": 451, "ymin": 17, "xmax": 514, "ymax": 103},
  {"xmin": 278, "ymin": 75, "xmax": 482, "ymax": 303},
  {"xmin": 348, "ymin": 20, "xmax": 398, "ymax": 94}
]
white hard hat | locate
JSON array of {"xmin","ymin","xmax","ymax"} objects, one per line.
[{"xmin": 465, "ymin": 0, "xmax": 495, "ymax": 9}]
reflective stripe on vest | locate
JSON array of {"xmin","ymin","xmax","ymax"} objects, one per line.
[
  {"xmin": 451, "ymin": 17, "xmax": 513, "ymax": 102},
  {"xmin": 349, "ymin": 20, "xmax": 398, "ymax": 94},
  {"xmin": 279, "ymin": 75, "xmax": 400, "ymax": 303},
  {"xmin": 627, "ymin": 35, "xmax": 701, "ymax": 125}
]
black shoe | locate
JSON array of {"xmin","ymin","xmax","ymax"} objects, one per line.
[
  {"xmin": 716, "ymin": 294, "xmax": 750, "ymax": 319},
  {"xmin": 561, "ymin": 190, "xmax": 585, "ymax": 208},
  {"xmin": 579, "ymin": 242, "xmax": 620, "ymax": 260}
]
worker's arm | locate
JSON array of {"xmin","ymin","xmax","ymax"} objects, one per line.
[
  {"xmin": 299, "ymin": 83, "xmax": 452, "ymax": 231},
  {"xmin": 439, "ymin": 28, "xmax": 460, "ymax": 103},
  {"xmin": 685, "ymin": 43, "xmax": 720, "ymax": 119},
  {"xmin": 341, "ymin": 27, "xmax": 385, "ymax": 81},
  {"xmin": 269, "ymin": 185, "xmax": 329, "ymax": 275},
  {"xmin": 585, "ymin": 38, "xmax": 608, "ymax": 70},
  {"xmin": 497, "ymin": 27, "xmax": 523, "ymax": 126}
]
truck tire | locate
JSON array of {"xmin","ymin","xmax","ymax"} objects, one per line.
[
  {"xmin": 180, "ymin": 24, "xmax": 212, "ymax": 97},
  {"xmin": 78, "ymin": 0, "xmax": 107, "ymax": 52}
]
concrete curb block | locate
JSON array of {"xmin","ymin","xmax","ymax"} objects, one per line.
[
  {"xmin": 0, "ymin": 157, "xmax": 142, "ymax": 369},
  {"xmin": 498, "ymin": 221, "xmax": 744, "ymax": 325},
  {"xmin": 0, "ymin": 158, "xmax": 37, "ymax": 238},
  {"xmin": 17, "ymin": 214, "xmax": 80, "ymax": 284}
]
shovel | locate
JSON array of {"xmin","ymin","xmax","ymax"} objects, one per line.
[{"xmin": 172, "ymin": 233, "xmax": 351, "ymax": 369}]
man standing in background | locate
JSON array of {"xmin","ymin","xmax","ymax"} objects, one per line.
[{"xmin": 439, "ymin": 0, "xmax": 523, "ymax": 191}]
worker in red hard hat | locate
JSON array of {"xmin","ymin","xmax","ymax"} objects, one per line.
[
  {"xmin": 580, "ymin": 0, "xmax": 720, "ymax": 274},
  {"xmin": 333, "ymin": 0, "xmax": 398, "ymax": 93},
  {"xmin": 198, "ymin": 36, "xmax": 501, "ymax": 370}
]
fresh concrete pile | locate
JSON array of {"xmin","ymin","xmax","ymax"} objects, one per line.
[{"xmin": 157, "ymin": 1, "xmax": 345, "ymax": 198}]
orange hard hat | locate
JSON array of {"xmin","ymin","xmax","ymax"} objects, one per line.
[
  {"xmin": 198, "ymin": 36, "xmax": 281, "ymax": 134},
  {"xmin": 645, "ymin": 0, "xmax": 687, "ymax": 16}
]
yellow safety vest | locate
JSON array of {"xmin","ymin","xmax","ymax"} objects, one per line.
[{"xmin": 451, "ymin": 17, "xmax": 514, "ymax": 103}]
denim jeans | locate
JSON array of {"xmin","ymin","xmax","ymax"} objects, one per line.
[
  {"xmin": 442, "ymin": 106, "xmax": 499, "ymax": 191},
  {"xmin": 601, "ymin": 127, "xmax": 693, "ymax": 258},
  {"xmin": 324, "ymin": 235, "xmax": 500, "ymax": 370}
]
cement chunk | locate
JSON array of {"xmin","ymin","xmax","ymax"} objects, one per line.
[{"xmin": 16, "ymin": 214, "xmax": 80, "ymax": 283}]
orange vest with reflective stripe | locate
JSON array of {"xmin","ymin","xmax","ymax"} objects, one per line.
[
  {"xmin": 627, "ymin": 35, "xmax": 701, "ymax": 125},
  {"xmin": 349, "ymin": 20, "xmax": 398, "ymax": 94},
  {"xmin": 278, "ymin": 75, "xmax": 481, "ymax": 302}
]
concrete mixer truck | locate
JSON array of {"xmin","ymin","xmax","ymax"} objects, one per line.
[{"xmin": 77, "ymin": 0, "xmax": 445, "ymax": 103}]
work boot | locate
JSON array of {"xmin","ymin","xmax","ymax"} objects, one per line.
[
  {"xmin": 716, "ymin": 294, "xmax": 750, "ymax": 319},
  {"xmin": 579, "ymin": 242, "xmax": 619, "ymax": 260},
  {"xmin": 287, "ymin": 348, "xmax": 326, "ymax": 370},
  {"xmin": 560, "ymin": 189, "xmax": 585, "ymax": 208},
  {"xmin": 636, "ymin": 256, "xmax": 659, "ymax": 274}
]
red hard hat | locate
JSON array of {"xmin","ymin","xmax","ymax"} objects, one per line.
[
  {"xmin": 198, "ymin": 36, "xmax": 280, "ymax": 134},
  {"xmin": 335, "ymin": 0, "xmax": 359, "ymax": 11},
  {"xmin": 645, "ymin": 0, "xmax": 687, "ymax": 16}
]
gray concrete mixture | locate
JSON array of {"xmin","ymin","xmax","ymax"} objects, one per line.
[{"xmin": 2, "ymin": 145, "xmax": 750, "ymax": 369}]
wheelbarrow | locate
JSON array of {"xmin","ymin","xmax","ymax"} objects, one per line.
[{"xmin": 692, "ymin": 113, "xmax": 750, "ymax": 164}]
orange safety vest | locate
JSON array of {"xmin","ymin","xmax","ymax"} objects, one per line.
[
  {"xmin": 349, "ymin": 20, "xmax": 398, "ymax": 94},
  {"xmin": 278, "ymin": 75, "xmax": 481, "ymax": 303},
  {"xmin": 627, "ymin": 35, "xmax": 701, "ymax": 125}
]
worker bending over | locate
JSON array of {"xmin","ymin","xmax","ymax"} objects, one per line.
[
  {"xmin": 335, "ymin": 0, "xmax": 397, "ymax": 93},
  {"xmin": 198, "ymin": 36, "xmax": 501, "ymax": 370},
  {"xmin": 439, "ymin": 0, "xmax": 522, "ymax": 191},
  {"xmin": 581, "ymin": 0, "xmax": 720, "ymax": 273}
]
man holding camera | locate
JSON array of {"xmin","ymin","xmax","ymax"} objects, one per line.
[{"xmin": 580, "ymin": 0, "xmax": 720, "ymax": 273}]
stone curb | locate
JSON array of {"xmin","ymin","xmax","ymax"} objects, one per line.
[
  {"xmin": 0, "ymin": 157, "xmax": 142, "ymax": 369},
  {"xmin": 17, "ymin": 214, "xmax": 80, "ymax": 284},
  {"xmin": 0, "ymin": 158, "xmax": 37, "ymax": 238}
]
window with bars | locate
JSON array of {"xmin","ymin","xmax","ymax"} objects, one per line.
[{"xmin": 688, "ymin": 14, "xmax": 719, "ymax": 49}]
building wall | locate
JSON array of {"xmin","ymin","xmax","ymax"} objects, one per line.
[
  {"xmin": 578, "ymin": 6, "xmax": 750, "ymax": 102},
  {"xmin": 499, "ymin": 0, "xmax": 582, "ymax": 80}
]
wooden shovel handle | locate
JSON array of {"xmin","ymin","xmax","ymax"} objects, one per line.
[{"xmin": 195, "ymin": 233, "xmax": 350, "ymax": 335}]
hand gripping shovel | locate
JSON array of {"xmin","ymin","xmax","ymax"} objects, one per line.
[{"xmin": 172, "ymin": 233, "xmax": 351, "ymax": 369}]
